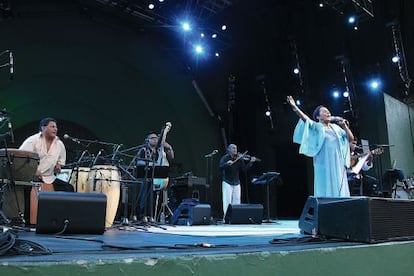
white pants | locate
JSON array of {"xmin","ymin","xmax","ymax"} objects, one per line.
[{"xmin": 222, "ymin": 181, "xmax": 241, "ymax": 218}]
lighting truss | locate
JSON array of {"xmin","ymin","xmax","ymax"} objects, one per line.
[{"xmin": 323, "ymin": 0, "xmax": 374, "ymax": 22}]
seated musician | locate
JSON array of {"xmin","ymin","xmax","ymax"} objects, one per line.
[
  {"xmin": 19, "ymin": 117, "xmax": 73, "ymax": 192},
  {"xmin": 135, "ymin": 131, "xmax": 174, "ymax": 220},
  {"xmin": 347, "ymin": 139, "xmax": 382, "ymax": 196}
]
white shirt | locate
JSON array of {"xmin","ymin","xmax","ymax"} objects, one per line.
[{"xmin": 19, "ymin": 132, "xmax": 66, "ymax": 184}]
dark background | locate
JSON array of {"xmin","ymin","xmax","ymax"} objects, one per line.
[{"xmin": 1, "ymin": 0, "xmax": 413, "ymax": 219}]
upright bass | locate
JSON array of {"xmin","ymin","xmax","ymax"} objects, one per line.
[{"xmin": 153, "ymin": 122, "xmax": 172, "ymax": 190}]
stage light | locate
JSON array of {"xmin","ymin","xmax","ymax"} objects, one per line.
[
  {"xmin": 348, "ymin": 16, "xmax": 356, "ymax": 24},
  {"xmin": 367, "ymin": 78, "xmax": 382, "ymax": 92},
  {"xmin": 148, "ymin": 3, "xmax": 155, "ymax": 9},
  {"xmin": 182, "ymin": 22, "xmax": 191, "ymax": 32},
  {"xmin": 343, "ymin": 91, "xmax": 349, "ymax": 97},
  {"xmin": 159, "ymin": 0, "xmax": 164, "ymax": 2},
  {"xmin": 332, "ymin": 90, "xmax": 340, "ymax": 98},
  {"xmin": 194, "ymin": 45, "xmax": 204, "ymax": 54},
  {"xmin": 293, "ymin": 68, "xmax": 300, "ymax": 74},
  {"xmin": 200, "ymin": 33, "xmax": 205, "ymax": 38},
  {"xmin": 296, "ymin": 100, "xmax": 301, "ymax": 106},
  {"xmin": 215, "ymin": 52, "xmax": 220, "ymax": 57},
  {"xmin": 265, "ymin": 110, "xmax": 271, "ymax": 117},
  {"xmin": 211, "ymin": 33, "xmax": 217, "ymax": 39},
  {"xmin": 392, "ymin": 55, "xmax": 400, "ymax": 63},
  {"xmin": 319, "ymin": 3, "xmax": 324, "ymax": 8},
  {"xmin": 221, "ymin": 25, "xmax": 227, "ymax": 31}
]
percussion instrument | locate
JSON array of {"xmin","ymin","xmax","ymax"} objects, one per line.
[
  {"xmin": 0, "ymin": 148, "xmax": 39, "ymax": 182},
  {"xmin": 87, "ymin": 165, "xmax": 120, "ymax": 228}
]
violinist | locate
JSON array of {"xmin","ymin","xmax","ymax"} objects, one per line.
[
  {"xmin": 135, "ymin": 131, "xmax": 174, "ymax": 220},
  {"xmin": 219, "ymin": 144, "xmax": 258, "ymax": 222}
]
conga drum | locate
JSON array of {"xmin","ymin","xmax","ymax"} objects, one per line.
[
  {"xmin": 87, "ymin": 165, "xmax": 120, "ymax": 228},
  {"xmin": 0, "ymin": 148, "xmax": 39, "ymax": 182},
  {"xmin": 70, "ymin": 167, "xmax": 90, "ymax": 193}
]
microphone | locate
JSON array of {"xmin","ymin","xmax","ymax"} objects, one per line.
[
  {"xmin": 204, "ymin": 149, "xmax": 218, "ymax": 157},
  {"xmin": 63, "ymin": 134, "xmax": 80, "ymax": 144},
  {"xmin": 7, "ymin": 121, "xmax": 14, "ymax": 143},
  {"xmin": 92, "ymin": 149, "xmax": 104, "ymax": 166},
  {"xmin": 77, "ymin": 150, "xmax": 89, "ymax": 163},
  {"xmin": 9, "ymin": 51, "xmax": 14, "ymax": 80},
  {"xmin": 329, "ymin": 116, "xmax": 342, "ymax": 123}
]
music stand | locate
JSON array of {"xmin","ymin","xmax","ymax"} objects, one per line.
[
  {"xmin": 135, "ymin": 165, "xmax": 169, "ymax": 221},
  {"xmin": 252, "ymin": 172, "xmax": 280, "ymax": 223}
]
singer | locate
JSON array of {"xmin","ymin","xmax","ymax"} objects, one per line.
[
  {"xmin": 287, "ymin": 96, "xmax": 354, "ymax": 197},
  {"xmin": 19, "ymin": 117, "xmax": 74, "ymax": 192},
  {"xmin": 219, "ymin": 144, "xmax": 257, "ymax": 222}
]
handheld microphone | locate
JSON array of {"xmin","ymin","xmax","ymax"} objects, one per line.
[
  {"xmin": 329, "ymin": 116, "xmax": 342, "ymax": 123},
  {"xmin": 63, "ymin": 134, "xmax": 80, "ymax": 144}
]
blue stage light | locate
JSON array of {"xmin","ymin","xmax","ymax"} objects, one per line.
[
  {"xmin": 296, "ymin": 100, "xmax": 301, "ymax": 106},
  {"xmin": 194, "ymin": 45, "xmax": 204, "ymax": 54},
  {"xmin": 182, "ymin": 22, "xmax": 191, "ymax": 32},
  {"xmin": 332, "ymin": 90, "xmax": 340, "ymax": 98},
  {"xmin": 367, "ymin": 78, "xmax": 382, "ymax": 92},
  {"xmin": 348, "ymin": 16, "xmax": 356, "ymax": 24},
  {"xmin": 343, "ymin": 91, "xmax": 349, "ymax": 98}
]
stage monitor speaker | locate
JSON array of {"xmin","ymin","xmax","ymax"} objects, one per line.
[
  {"xmin": 170, "ymin": 202, "xmax": 211, "ymax": 225},
  {"xmin": 36, "ymin": 191, "xmax": 106, "ymax": 234},
  {"xmin": 299, "ymin": 196, "xmax": 414, "ymax": 243},
  {"xmin": 225, "ymin": 204, "xmax": 263, "ymax": 224}
]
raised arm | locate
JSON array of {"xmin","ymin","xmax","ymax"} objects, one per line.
[{"xmin": 287, "ymin": 96, "xmax": 310, "ymax": 122}]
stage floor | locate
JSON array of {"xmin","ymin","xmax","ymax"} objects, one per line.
[{"xmin": 0, "ymin": 220, "xmax": 366, "ymax": 263}]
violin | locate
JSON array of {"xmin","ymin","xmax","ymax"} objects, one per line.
[{"xmin": 231, "ymin": 151, "xmax": 261, "ymax": 162}]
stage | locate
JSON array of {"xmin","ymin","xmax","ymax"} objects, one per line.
[{"xmin": 1, "ymin": 220, "xmax": 414, "ymax": 275}]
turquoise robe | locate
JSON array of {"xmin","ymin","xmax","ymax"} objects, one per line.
[{"xmin": 293, "ymin": 119, "xmax": 351, "ymax": 197}]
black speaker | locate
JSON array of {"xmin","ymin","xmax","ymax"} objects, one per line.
[
  {"xmin": 170, "ymin": 202, "xmax": 211, "ymax": 225},
  {"xmin": 299, "ymin": 196, "xmax": 414, "ymax": 243},
  {"xmin": 36, "ymin": 191, "xmax": 107, "ymax": 234},
  {"xmin": 225, "ymin": 204, "xmax": 263, "ymax": 224}
]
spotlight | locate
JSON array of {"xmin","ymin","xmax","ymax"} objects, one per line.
[
  {"xmin": 211, "ymin": 33, "xmax": 217, "ymax": 39},
  {"xmin": 392, "ymin": 55, "xmax": 400, "ymax": 63},
  {"xmin": 367, "ymin": 78, "xmax": 382, "ymax": 92},
  {"xmin": 293, "ymin": 68, "xmax": 300, "ymax": 74},
  {"xmin": 319, "ymin": 2, "xmax": 324, "ymax": 8},
  {"xmin": 343, "ymin": 91, "xmax": 350, "ymax": 97},
  {"xmin": 182, "ymin": 22, "xmax": 191, "ymax": 32},
  {"xmin": 215, "ymin": 52, "xmax": 220, "ymax": 57},
  {"xmin": 295, "ymin": 100, "xmax": 301, "ymax": 106},
  {"xmin": 194, "ymin": 45, "xmax": 204, "ymax": 54},
  {"xmin": 332, "ymin": 90, "xmax": 340, "ymax": 98},
  {"xmin": 148, "ymin": 3, "xmax": 155, "ymax": 9},
  {"xmin": 265, "ymin": 110, "xmax": 271, "ymax": 117},
  {"xmin": 200, "ymin": 33, "xmax": 205, "ymax": 38},
  {"xmin": 348, "ymin": 16, "xmax": 356, "ymax": 24},
  {"xmin": 159, "ymin": 0, "xmax": 164, "ymax": 2},
  {"xmin": 221, "ymin": 25, "xmax": 227, "ymax": 31}
]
